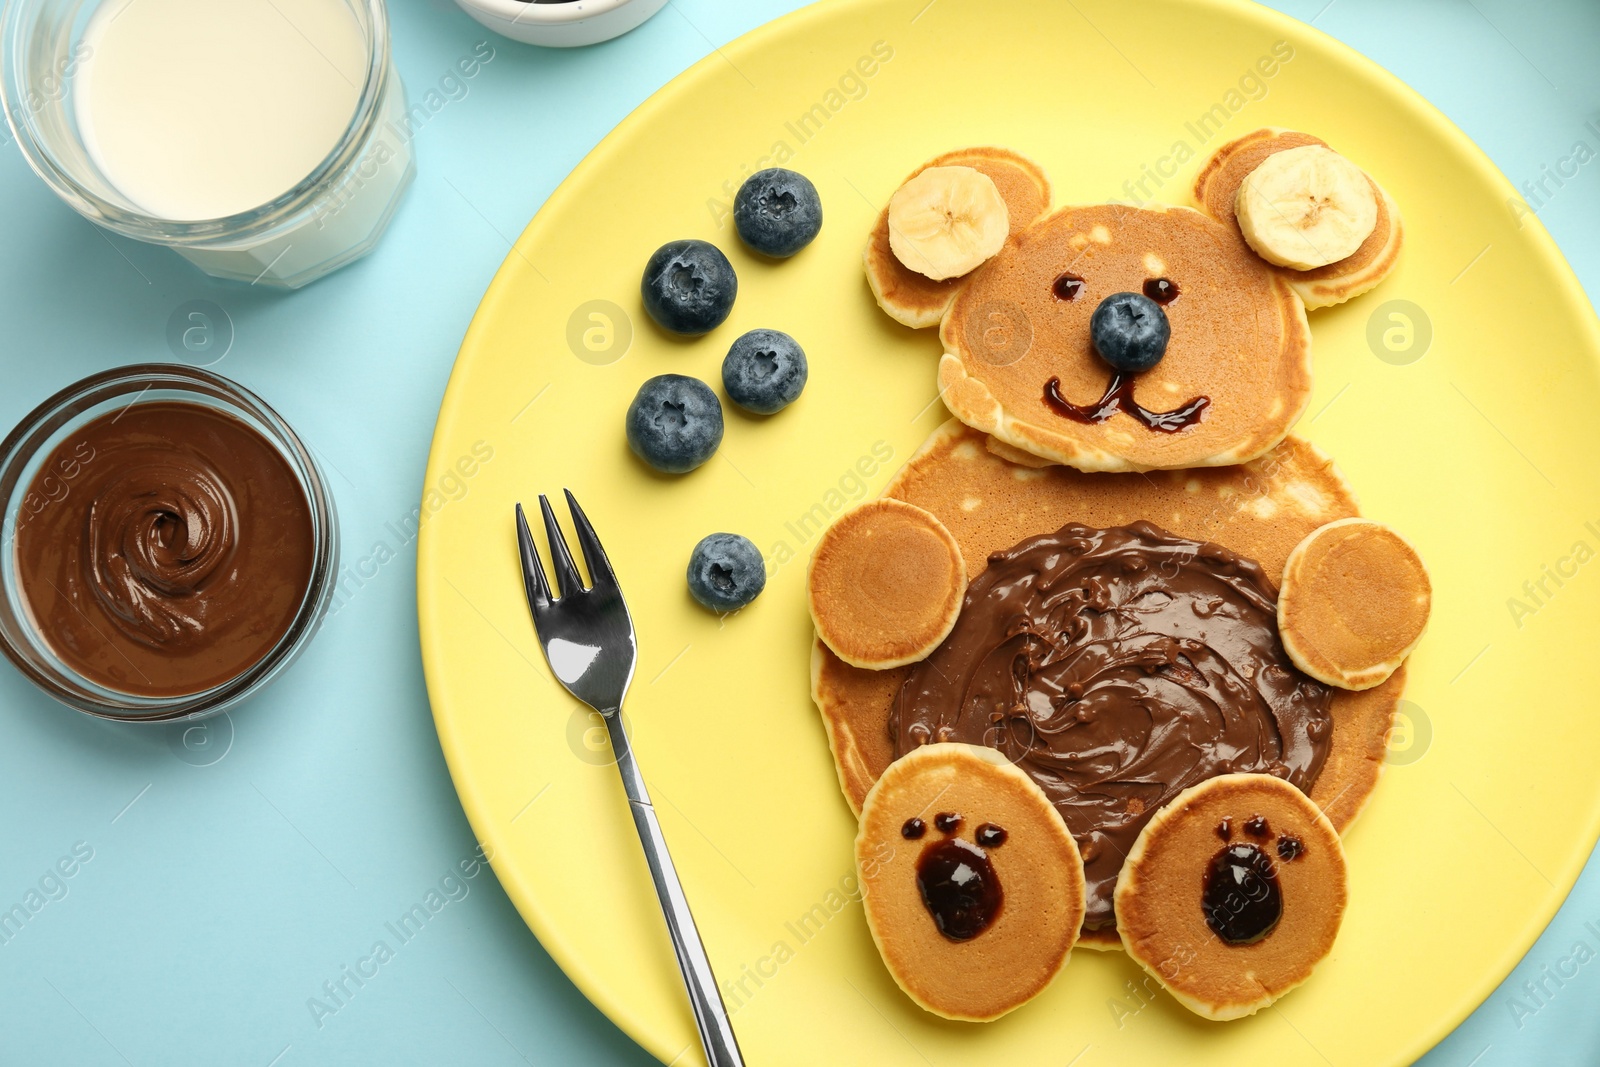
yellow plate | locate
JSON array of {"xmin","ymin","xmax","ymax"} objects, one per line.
[{"xmin": 419, "ymin": 0, "xmax": 1600, "ymax": 1062}]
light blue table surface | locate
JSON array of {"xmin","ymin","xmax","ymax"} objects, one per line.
[{"xmin": 1, "ymin": 0, "xmax": 1597, "ymax": 1063}]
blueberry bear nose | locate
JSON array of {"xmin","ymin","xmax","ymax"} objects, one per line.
[{"xmin": 1089, "ymin": 291, "xmax": 1170, "ymax": 373}]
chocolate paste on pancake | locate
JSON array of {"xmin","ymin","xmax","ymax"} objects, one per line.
[
  {"xmin": 890, "ymin": 521, "xmax": 1332, "ymax": 930},
  {"xmin": 14, "ymin": 402, "xmax": 314, "ymax": 697}
]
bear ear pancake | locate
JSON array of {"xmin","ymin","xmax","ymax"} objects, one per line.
[
  {"xmin": 1193, "ymin": 127, "xmax": 1403, "ymax": 309},
  {"xmin": 865, "ymin": 147, "xmax": 1051, "ymax": 329},
  {"xmin": 1193, "ymin": 127, "xmax": 1326, "ymax": 220}
]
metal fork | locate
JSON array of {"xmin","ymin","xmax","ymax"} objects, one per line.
[{"xmin": 514, "ymin": 491, "xmax": 744, "ymax": 1067}]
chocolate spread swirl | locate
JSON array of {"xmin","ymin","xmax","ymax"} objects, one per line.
[
  {"xmin": 14, "ymin": 401, "xmax": 314, "ymax": 698},
  {"xmin": 87, "ymin": 458, "xmax": 237, "ymax": 647},
  {"xmin": 890, "ymin": 522, "xmax": 1332, "ymax": 930}
]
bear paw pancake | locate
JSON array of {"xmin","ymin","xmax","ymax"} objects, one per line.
[
  {"xmin": 808, "ymin": 499, "xmax": 966, "ymax": 669},
  {"xmin": 1115, "ymin": 773, "xmax": 1347, "ymax": 1021},
  {"xmin": 856, "ymin": 743, "xmax": 1085, "ymax": 1021},
  {"xmin": 1278, "ymin": 518, "xmax": 1431, "ymax": 690},
  {"xmin": 1195, "ymin": 128, "xmax": 1403, "ymax": 309},
  {"xmin": 938, "ymin": 202, "xmax": 1313, "ymax": 472},
  {"xmin": 866, "ymin": 147, "xmax": 1050, "ymax": 328}
]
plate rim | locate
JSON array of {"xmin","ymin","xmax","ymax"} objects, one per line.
[{"xmin": 418, "ymin": 0, "xmax": 1600, "ymax": 1062}]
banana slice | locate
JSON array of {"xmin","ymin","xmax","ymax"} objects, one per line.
[
  {"xmin": 887, "ymin": 166, "xmax": 1010, "ymax": 281},
  {"xmin": 1235, "ymin": 146, "xmax": 1377, "ymax": 271}
]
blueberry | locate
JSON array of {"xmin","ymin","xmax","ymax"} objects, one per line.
[
  {"xmin": 734, "ymin": 169, "xmax": 823, "ymax": 258},
  {"xmin": 686, "ymin": 533, "xmax": 766, "ymax": 612},
  {"xmin": 625, "ymin": 374, "xmax": 724, "ymax": 473},
  {"xmin": 721, "ymin": 329, "xmax": 808, "ymax": 414},
  {"xmin": 1089, "ymin": 291, "xmax": 1170, "ymax": 374},
  {"xmin": 641, "ymin": 240, "xmax": 737, "ymax": 335}
]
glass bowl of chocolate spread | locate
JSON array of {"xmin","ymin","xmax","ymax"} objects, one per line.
[{"xmin": 0, "ymin": 365, "xmax": 338, "ymax": 720}]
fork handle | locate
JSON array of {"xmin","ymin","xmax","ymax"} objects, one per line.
[{"xmin": 603, "ymin": 709, "xmax": 744, "ymax": 1067}]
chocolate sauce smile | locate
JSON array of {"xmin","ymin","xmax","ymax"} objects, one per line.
[{"xmin": 1044, "ymin": 374, "xmax": 1210, "ymax": 433}]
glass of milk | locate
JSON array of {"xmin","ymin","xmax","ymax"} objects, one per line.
[{"xmin": 1, "ymin": 0, "xmax": 414, "ymax": 288}]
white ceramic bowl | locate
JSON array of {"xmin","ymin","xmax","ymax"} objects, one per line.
[{"xmin": 453, "ymin": 0, "xmax": 668, "ymax": 47}]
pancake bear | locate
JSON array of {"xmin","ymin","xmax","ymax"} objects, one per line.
[{"xmin": 826, "ymin": 133, "xmax": 1421, "ymax": 1017}]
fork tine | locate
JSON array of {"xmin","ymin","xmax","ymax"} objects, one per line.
[
  {"xmin": 538, "ymin": 494, "xmax": 585, "ymax": 598},
  {"xmin": 563, "ymin": 489, "xmax": 618, "ymax": 592},
  {"xmin": 514, "ymin": 503, "xmax": 551, "ymax": 610}
]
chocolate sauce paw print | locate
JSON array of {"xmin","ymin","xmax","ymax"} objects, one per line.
[
  {"xmin": 1115, "ymin": 773, "xmax": 1349, "ymax": 1021},
  {"xmin": 900, "ymin": 812, "xmax": 1008, "ymax": 942},
  {"xmin": 1204, "ymin": 812, "xmax": 1306, "ymax": 945},
  {"xmin": 854, "ymin": 744, "xmax": 1086, "ymax": 1021}
]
